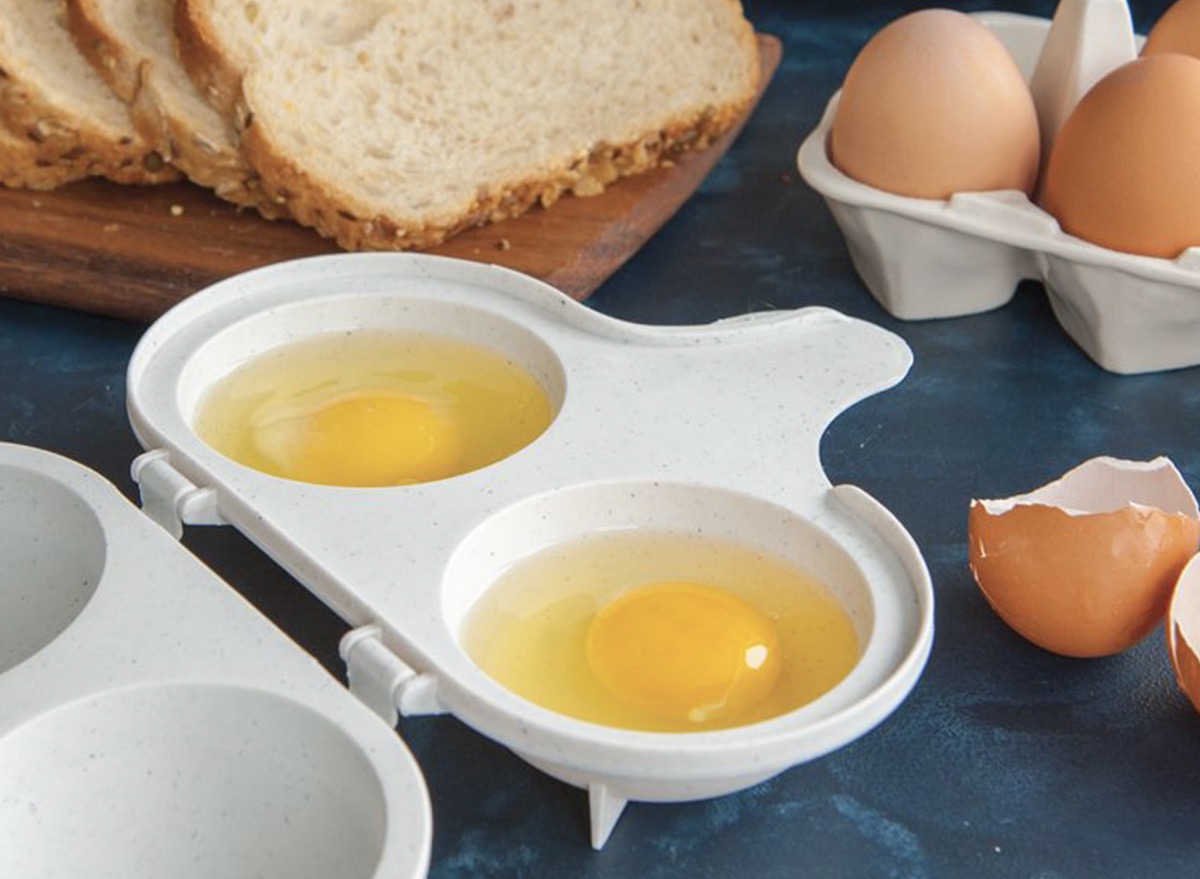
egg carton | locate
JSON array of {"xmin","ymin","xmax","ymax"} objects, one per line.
[
  {"xmin": 797, "ymin": 0, "xmax": 1200, "ymax": 375},
  {"xmin": 121, "ymin": 251, "xmax": 934, "ymax": 850},
  {"xmin": 0, "ymin": 443, "xmax": 431, "ymax": 879}
]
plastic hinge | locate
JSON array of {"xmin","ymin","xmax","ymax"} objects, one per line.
[
  {"xmin": 131, "ymin": 450, "xmax": 226, "ymax": 539},
  {"xmin": 339, "ymin": 624, "xmax": 444, "ymax": 727}
]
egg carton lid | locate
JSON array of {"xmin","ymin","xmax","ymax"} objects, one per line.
[
  {"xmin": 0, "ymin": 442, "xmax": 432, "ymax": 878},
  {"xmin": 797, "ymin": 0, "xmax": 1200, "ymax": 375}
]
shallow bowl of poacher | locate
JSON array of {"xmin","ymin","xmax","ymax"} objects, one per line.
[{"xmin": 124, "ymin": 252, "xmax": 934, "ymax": 847}]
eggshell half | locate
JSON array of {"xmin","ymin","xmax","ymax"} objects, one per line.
[
  {"xmin": 1167, "ymin": 555, "xmax": 1200, "ymax": 715},
  {"xmin": 968, "ymin": 457, "xmax": 1200, "ymax": 658}
]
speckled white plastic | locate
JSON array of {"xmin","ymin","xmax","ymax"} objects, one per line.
[
  {"xmin": 797, "ymin": 1, "xmax": 1200, "ymax": 375},
  {"xmin": 0, "ymin": 443, "xmax": 432, "ymax": 879},
  {"xmin": 125, "ymin": 252, "xmax": 934, "ymax": 848}
]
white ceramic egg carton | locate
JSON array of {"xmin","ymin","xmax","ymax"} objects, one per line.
[
  {"xmin": 123, "ymin": 252, "xmax": 934, "ymax": 849},
  {"xmin": 0, "ymin": 443, "xmax": 431, "ymax": 879},
  {"xmin": 798, "ymin": 0, "xmax": 1200, "ymax": 375}
]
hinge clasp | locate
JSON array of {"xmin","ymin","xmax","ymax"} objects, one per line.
[{"xmin": 131, "ymin": 449, "xmax": 225, "ymax": 539}]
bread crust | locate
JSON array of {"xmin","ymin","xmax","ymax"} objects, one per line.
[
  {"xmin": 174, "ymin": 0, "xmax": 244, "ymax": 119},
  {"xmin": 241, "ymin": 95, "xmax": 753, "ymax": 251},
  {"xmin": 0, "ymin": 81, "xmax": 177, "ymax": 185},
  {"xmin": 67, "ymin": 0, "xmax": 141, "ymax": 101},
  {"xmin": 0, "ymin": 126, "xmax": 90, "ymax": 189}
]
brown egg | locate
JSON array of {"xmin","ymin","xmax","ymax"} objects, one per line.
[
  {"xmin": 1040, "ymin": 54, "xmax": 1200, "ymax": 258},
  {"xmin": 1144, "ymin": 0, "xmax": 1200, "ymax": 59},
  {"xmin": 829, "ymin": 8, "xmax": 1040, "ymax": 200},
  {"xmin": 968, "ymin": 457, "xmax": 1200, "ymax": 658},
  {"xmin": 1168, "ymin": 555, "xmax": 1200, "ymax": 714}
]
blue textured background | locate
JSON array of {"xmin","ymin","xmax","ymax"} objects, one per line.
[{"xmin": 2, "ymin": 1, "xmax": 1198, "ymax": 875}]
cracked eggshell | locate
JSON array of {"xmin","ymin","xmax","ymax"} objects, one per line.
[
  {"xmin": 968, "ymin": 456, "xmax": 1200, "ymax": 658},
  {"xmin": 1168, "ymin": 555, "xmax": 1200, "ymax": 715}
]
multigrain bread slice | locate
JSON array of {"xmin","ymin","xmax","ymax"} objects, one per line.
[
  {"xmin": 0, "ymin": 0, "xmax": 177, "ymax": 185},
  {"xmin": 177, "ymin": 0, "xmax": 762, "ymax": 251},
  {"xmin": 65, "ymin": 0, "xmax": 285, "ymax": 213}
]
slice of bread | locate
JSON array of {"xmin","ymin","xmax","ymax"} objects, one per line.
[
  {"xmin": 177, "ymin": 0, "xmax": 761, "ymax": 250},
  {"xmin": 66, "ymin": 0, "xmax": 285, "ymax": 213},
  {"xmin": 0, "ymin": 0, "xmax": 177, "ymax": 185}
]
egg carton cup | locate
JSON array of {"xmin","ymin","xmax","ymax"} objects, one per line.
[
  {"xmin": 0, "ymin": 443, "xmax": 431, "ymax": 879},
  {"xmin": 797, "ymin": 1, "xmax": 1200, "ymax": 375},
  {"xmin": 125, "ymin": 252, "xmax": 934, "ymax": 849}
]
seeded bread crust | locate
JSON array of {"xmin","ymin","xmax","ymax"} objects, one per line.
[
  {"xmin": 0, "ymin": 122, "xmax": 90, "ymax": 189},
  {"xmin": 180, "ymin": 0, "xmax": 761, "ymax": 251},
  {"xmin": 66, "ymin": 0, "xmax": 285, "ymax": 213},
  {"xmin": 241, "ymin": 100, "xmax": 751, "ymax": 252},
  {"xmin": 0, "ymin": 0, "xmax": 176, "ymax": 185}
]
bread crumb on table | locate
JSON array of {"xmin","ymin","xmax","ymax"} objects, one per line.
[{"xmin": 169, "ymin": 204, "xmax": 185, "ymax": 216}]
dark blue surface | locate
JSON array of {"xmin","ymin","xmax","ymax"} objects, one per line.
[{"xmin": 3, "ymin": 1, "xmax": 1198, "ymax": 876}]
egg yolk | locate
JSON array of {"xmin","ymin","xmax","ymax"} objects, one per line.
[
  {"xmin": 250, "ymin": 388, "xmax": 463, "ymax": 487},
  {"xmin": 585, "ymin": 580, "xmax": 782, "ymax": 725}
]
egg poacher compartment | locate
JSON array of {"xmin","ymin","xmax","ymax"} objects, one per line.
[
  {"xmin": 797, "ymin": 2, "xmax": 1200, "ymax": 375},
  {"xmin": 173, "ymin": 287, "xmax": 569, "ymax": 484},
  {"xmin": 126, "ymin": 252, "xmax": 934, "ymax": 848},
  {"xmin": 438, "ymin": 479, "xmax": 928, "ymax": 837},
  {"xmin": 0, "ymin": 444, "xmax": 432, "ymax": 879}
]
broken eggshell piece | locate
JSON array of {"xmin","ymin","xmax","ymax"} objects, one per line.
[
  {"xmin": 968, "ymin": 456, "xmax": 1200, "ymax": 658},
  {"xmin": 1168, "ymin": 555, "xmax": 1200, "ymax": 715}
]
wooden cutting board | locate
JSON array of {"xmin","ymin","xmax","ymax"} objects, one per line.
[{"xmin": 0, "ymin": 35, "xmax": 780, "ymax": 324}]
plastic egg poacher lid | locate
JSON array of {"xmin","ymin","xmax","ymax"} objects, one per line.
[
  {"xmin": 797, "ymin": 0, "xmax": 1200, "ymax": 375},
  {"xmin": 0, "ymin": 442, "xmax": 432, "ymax": 878},
  {"xmin": 125, "ymin": 252, "xmax": 934, "ymax": 849}
]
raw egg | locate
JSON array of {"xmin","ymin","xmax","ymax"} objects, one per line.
[
  {"xmin": 586, "ymin": 580, "xmax": 782, "ymax": 726},
  {"xmin": 1039, "ymin": 54, "xmax": 1200, "ymax": 258},
  {"xmin": 968, "ymin": 456, "xmax": 1200, "ymax": 658},
  {"xmin": 194, "ymin": 329, "xmax": 554, "ymax": 487},
  {"xmin": 1168, "ymin": 555, "xmax": 1200, "ymax": 714},
  {"xmin": 249, "ymin": 387, "xmax": 463, "ymax": 487},
  {"xmin": 1144, "ymin": 0, "xmax": 1200, "ymax": 59},
  {"xmin": 462, "ymin": 528, "xmax": 860, "ymax": 733},
  {"xmin": 829, "ymin": 8, "xmax": 1040, "ymax": 200}
]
